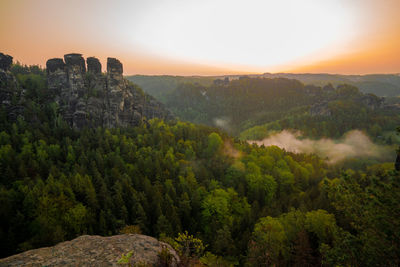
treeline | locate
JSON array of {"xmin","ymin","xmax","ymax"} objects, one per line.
[
  {"xmin": 166, "ymin": 78, "xmax": 312, "ymax": 133},
  {"xmin": 164, "ymin": 77, "xmax": 400, "ymax": 142},
  {"xmin": 240, "ymin": 87, "xmax": 400, "ymax": 141},
  {"xmin": 126, "ymin": 75, "xmax": 216, "ymax": 102},
  {"xmin": 0, "ymin": 64, "xmax": 399, "ymax": 266}
]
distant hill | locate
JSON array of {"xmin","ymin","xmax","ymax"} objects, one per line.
[
  {"xmin": 144, "ymin": 76, "xmax": 400, "ymax": 142},
  {"xmin": 127, "ymin": 73, "xmax": 400, "ymax": 99},
  {"xmin": 261, "ymin": 73, "xmax": 400, "ymax": 97}
]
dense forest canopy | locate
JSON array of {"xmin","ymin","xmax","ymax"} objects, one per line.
[
  {"xmin": 160, "ymin": 77, "xmax": 400, "ymax": 146},
  {"xmin": 0, "ymin": 62, "xmax": 399, "ymax": 266}
]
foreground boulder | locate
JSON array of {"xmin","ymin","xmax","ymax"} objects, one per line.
[{"xmin": 0, "ymin": 234, "xmax": 180, "ymax": 267}]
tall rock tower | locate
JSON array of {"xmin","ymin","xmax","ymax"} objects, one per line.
[
  {"xmin": 46, "ymin": 53, "xmax": 172, "ymax": 128},
  {"xmin": 0, "ymin": 52, "xmax": 22, "ymax": 121}
]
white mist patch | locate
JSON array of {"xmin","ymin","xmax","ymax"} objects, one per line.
[
  {"xmin": 249, "ymin": 130, "xmax": 389, "ymax": 164},
  {"xmin": 213, "ymin": 117, "xmax": 231, "ymax": 132}
]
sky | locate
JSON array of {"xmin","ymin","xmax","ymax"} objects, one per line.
[{"xmin": 1, "ymin": 0, "xmax": 399, "ymax": 75}]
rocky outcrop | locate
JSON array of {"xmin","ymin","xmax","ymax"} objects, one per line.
[
  {"xmin": 0, "ymin": 234, "xmax": 180, "ymax": 267},
  {"xmin": 310, "ymin": 89, "xmax": 385, "ymax": 117},
  {"xmin": 87, "ymin": 57, "xmax": 101, "ymax": 74},
  {"xmin": 64, "ymin": 53, "xmax": 86, "ymax": 73},
  {"xmin": 0, "ymin": 53, "xmax": 13, "ymax": 71},
  {"xmin": 0, "ymin": 53, "xmax": 23, "ymax": 121},
  {"xmin": 46, "ymin": 53, "xmax": 172, "ymax": 128},
  {"xmin": 46, "ymin": 58, "xmax": 65, "ymax": 73}
]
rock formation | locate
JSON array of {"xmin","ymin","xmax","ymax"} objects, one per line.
[
  {"xmin": 87, "ymin": 57, "xmax": 101, "ymax": 74},
  {"xmin": 309, "ymin": 87, "xmax": 386, "ymax": 117},
  {"xmin": 0, "ymin": 52, "xmax": 13, "ymax": 71},
  {"xmin": 0, "ymin": 53, "xmax": 23, "ymax": 121},
  {"xmin": 46, "ymin": 53, "xmax": 172, "ymax": 128},
  {"xmin": 0, "ymin": 234, "xmax": 180, "ymax": 267}
]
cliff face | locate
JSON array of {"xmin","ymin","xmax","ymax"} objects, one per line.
[
  {"xmin": 0, "ymin": 234, "xmax": 180, "ymax": 267},
  {"xmin": 46, "ymin": 53, "xmax": 172, "ymax": 128},
  {"xmin": 0, "ymin": 53, "xmax": 23, "ymax": 122}
]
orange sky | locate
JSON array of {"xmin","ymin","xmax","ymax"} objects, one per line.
[{"xmin": 0, "ymin": 0, "xmax": 399, "ymax": 75}]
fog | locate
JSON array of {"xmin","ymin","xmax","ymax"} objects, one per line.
[
  {"xmin": 213, "ymin": 117, "xmax": 232, "ymax": 132},
  {"xmin": 249, "ymin": 130, "xmax": 391, "ymax": 164}
]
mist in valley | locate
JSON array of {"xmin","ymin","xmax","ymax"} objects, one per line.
[{"xmin": 249, "ymin": 130, "xmax": 394, "ymax": 164}]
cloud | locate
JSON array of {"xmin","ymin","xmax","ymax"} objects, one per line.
[{"xmin": 249, "ymin": 130, "xmax": 391, "ymax": 164}]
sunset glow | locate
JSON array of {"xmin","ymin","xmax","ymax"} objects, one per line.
[{"xmin": 1, "ymin": 0, "xmax": 399, "ymax": 75}]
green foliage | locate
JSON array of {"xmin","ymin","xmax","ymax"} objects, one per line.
[
  {"xmin": 153, "ymin": 76, "xmax": 400, "ymax": 143},
  {"xmin": 174, "ymin": 231, "xmax": 205, "ymax": 259},
  {"xmin": 126, "ymin": 75, "xmax": 215, "ymax": 102},
  {"xmin": 245, "ymin": 162, "xmax": 277, "ymax": 205},
  {"xmin": 200, "ymin": 251, "xmax": 236, "ymax": 267},
  {"xmin": 118, "ymin": 250, "xmax": 133, "ymax": 265},
  {"xmin": 304, "ymin": 209, "xmax": 337, "ymax": 244},
  {"xmin": 166, "ymin": 78, "xmax": 309, "ymax": 134},
  {"xmin": 205, "ymin": 132, "xmax": 223, "ymax": 157},
  {"xmin": 120, "ymin": 225, "xmax": 142, "ymax": 235},
  {"xmin": 321, "ymin": 167, "xmax": 400, "ymax": 266},
  {"xmin": 1, "ymin": 65, "xmax": 400, "ymax": 265},
  {"xmin": 247, "ymin": 216, "xmax": 288, "ymax": 266},
  {"xmin": 158, "ymin": 246, "xmax": 174, "ymax": 267}
]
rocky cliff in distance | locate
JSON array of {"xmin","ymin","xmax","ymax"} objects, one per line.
[
  {"xmin": 0, "ymin": 234, "xmax": 180, "ymax": 267},
  {"xmin": 47, "ymin": 53, "xmax": 173, "ymax": 128},
  {"xmin": 309, "ymin": 85, "xmax": 388, "ymax": 117}
]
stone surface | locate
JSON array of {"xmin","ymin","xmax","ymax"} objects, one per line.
[
  {"xmin": 64, "ymin": 53, "xmax": 86, "ymax": 73},
  {"xmin": 46, "ymin": 53, "xmax": 172, "ymax": 128},
  {"xmin": 46, "ymin": 58, "xmax": 65, "ymax": 74},
  {"xmin": 107, "ymin": 57, "xmax": 123, "ymax": 75},
  {"xmin": 0, "ymin": 234, "xmax": 180, "ymax": 267},
  {"xmin": 0, "ymin": 54, "xmax": 23, "ymax": 121},
  {"xmin": 0, "ymin": 53, "xmax": 13, "ymax": 71},
  {"xmin": 87, "ymin": 57, "xmax": 101, "ymax": 74}
]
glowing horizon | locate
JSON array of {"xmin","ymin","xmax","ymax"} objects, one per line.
[{"xmin": 1, "ymin": 0, "xmax": 399, "ymax": 75}]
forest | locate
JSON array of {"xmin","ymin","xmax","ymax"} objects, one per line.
[
  {"xmin": 0, "ymin": 63, "xmax": 399, "ymax": 266},
  {"xmin": 127, "ymin": 73, "xmax": 400, "ymax": 99},
  {"xmin": 162, "ymin": 77, "xmax": 400, "ymax": 144}
]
